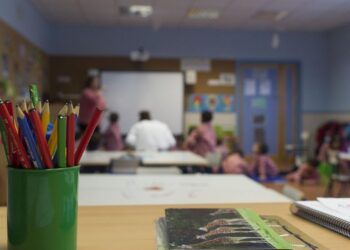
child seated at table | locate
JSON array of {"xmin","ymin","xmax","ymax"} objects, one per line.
[
  {"xmin": 286, "ymin": 158, "xmax": 320, "ymax": 184},
  {"xmin": 221, "ymin": 147, "xmax": 249, "ymax": 174},
  {"xmin": 102, "ymin": 112, "xmax": 124, "ymax": 151},
  {"xmin": 249, "ymin": 142, "xmax": 279, "ymax": 181}
]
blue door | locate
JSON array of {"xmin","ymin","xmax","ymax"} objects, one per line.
[
  {"xmin": 241, "ymin": 67, "xmax": 278, "ymax": 155},
  {"xmin": 238, "ymin": 63, "xmax": 299, "ymax": 158}
]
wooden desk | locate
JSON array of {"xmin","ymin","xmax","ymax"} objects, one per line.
[
  {"xmin": 80, "ymin": 151, "xmax": 209, "ymax": 167},
  {"xmin": 0, "ymin": 203, "xmax": 348, "ymax": 250}
]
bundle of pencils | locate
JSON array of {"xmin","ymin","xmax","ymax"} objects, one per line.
[{"xmin": 0, "ymin": 85, "xmax": 104, "ymax": 169}]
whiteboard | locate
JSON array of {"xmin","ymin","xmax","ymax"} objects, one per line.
[{"xmin": 101, "ymin": 71, "xmax": 184, "ymax": 134}]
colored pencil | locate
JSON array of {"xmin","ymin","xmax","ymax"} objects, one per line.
[
  {"xmin": 28, "ymin": 101, "xmax": 34, "ymax": 111},
  {"xmin": 67, "ymin": 103, "xmax": 75, "ymax": 167},
  {"xmin": 16, "ymin": 106, "xmax": 43, "ymax": 169},
  {"xmin": 29, "ymin": 84, "xmax": 39, "ymax": 107},
  {"xmin": 41, "ymin": 100, "xmax": 50, "ymax": 134},
  {"xmin": 48, "ymin": 104, "xmax": 68, "ymax": 158},
  {"xmin": 5, "ymin": 100, "xmax": 14, "ymax": 117},
  {"xmin": 36, "ymin": 100, "xmax": 42, "ymax": 114},
  {"xmin": 0, "ymin": 100, "xmax": 31, "ymax": 168},
  {"xmin": 5, "ymin": 100, "xmax": 17, "ymax": 166},
  {"xmin": 74, "ymin": 107, "xmax": 104, "ymax": 165},
  {"xmin": 0, "ymin": 118, "xmax": 9, "ymax": 163},
  {"xmin": 57, "ymin": 115, "xmax": 67, "ymax": 168},
  {"xmin": 20, "ymin": 101, "xmax": 28, "ymax": 115},
  {"xmin": 29, "ymin": 108, "xmax": 53, "ymax": 168}
]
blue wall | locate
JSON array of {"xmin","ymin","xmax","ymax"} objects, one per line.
[
  {"xmin": 0, "ymin": 0, "xmax": 51, "ymax": 51},
  {"xmin": 0, "ymin": 0, "xmax": 331, "ymax": 112},
  {"xmin": 328, "ymin": 24, "xmax": 350, "ymax": 112},
  {"xmin": 52, "ymin": 25, "xmax": 329, "ymax": 112}
]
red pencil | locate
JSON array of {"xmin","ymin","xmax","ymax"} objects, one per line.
[
  {"xmin": 5, "ymin": 100, "xmax": 14, "ymax": 116},
  {"xmin": 28, "ymin": 108, "xmax": 54, "ymax": 168},
  {"xmin": 0, "ymin": 100, "xmax": 31, "ymax": 168},
  {"xmin": 5, "ymin": 100, "xmax": 17, "ymax": 166},
  {"xmin": 66, "ymin": 103, "xmax": 75, "ymax": 167},
  {"xmin": 74, "ymin": 107, "xmax": 104, "ymax": 165}
]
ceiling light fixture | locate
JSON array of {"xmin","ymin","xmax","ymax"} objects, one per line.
[
  {"xmin": 253, "ymin": 10, "xmax": 288, "ymax": 22},
  {"xmin": 187, "ymin": 8, "xmax": 220, "ymax": 19},
  {"xmin": 275, "ymin": 11, "xmax": 288, "ymax": 21},
  {"xmin": 119, "ymin": 5, "xmax": 153, "ymax": 18}
]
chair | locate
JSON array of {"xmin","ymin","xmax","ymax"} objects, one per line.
[
  {"xmin": 205, "ymin": 152, "xmax": 222, "ymax": 167},
  {"xmin": 325, "ymin": 173, "xmax": 350, "ymax": 197},
  {"xmin": 109, "ymin": 156, "xmax": 141, "ymax": 174},
  {"xmin": 282, "ymin": 185, "xmax": 305, "ymax": 201},
  {"xmin": 137, "ymin": 166, "xmax": 181, "ymax": 175},
  {"xmin": 323, "ymin": 151, "xmax": 350, "ymax": 197}
]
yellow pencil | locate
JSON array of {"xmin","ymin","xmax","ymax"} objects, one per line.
[
  {"xmin": 36, "ymin": 100, "xmax": 42, "ymax": 114},
  {"xmin": 41, "ymin": 100, "xmax": 50, "ymax": 134},
  {"xmin": 20, "ymin": 101, "xmax": 28, "ymax": 113},
  {"xmin": 48, "ymin": 103, "xmax": 68, "ymax": 157},
  {"xmin": 28, "ymin": 101, "xmax": 34, "ymax": 110}
]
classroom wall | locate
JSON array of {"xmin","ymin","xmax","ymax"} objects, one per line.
[
  {"xmin": 49, "ymin": 56, "xmax": 236, "ymax": 133},
  {"xmin": 50, "ymin": 25, "xmax": 330, "ymax": 112},
  {"xmin": 328, "ymin": 24, "xmax": 350, "ymax": 112},
  {"xmin": 0, "ymin": 0, "xmax": 51, "ymax": 52}
]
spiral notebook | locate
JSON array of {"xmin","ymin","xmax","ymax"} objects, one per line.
[
  {"xmin": 291, "ymin": 198, "xmax": 350, "ymax": 238},
  {"xmin": 156, "ymin": 209, "xmax": 326, "ymax": 250}
]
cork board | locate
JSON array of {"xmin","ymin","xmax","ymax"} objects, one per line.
[{"xmin": 0, "ymin": 19, "xmax": 48, "ymax": 100}]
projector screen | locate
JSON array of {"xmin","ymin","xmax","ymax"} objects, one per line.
[{"xmin": 101, "ymin": 71, "xmax": 184, "ymax": 134}]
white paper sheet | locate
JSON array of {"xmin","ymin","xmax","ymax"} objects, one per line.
[{"xmin": 244, "ymin": 79, "xmax": 256, "ymax": 96}]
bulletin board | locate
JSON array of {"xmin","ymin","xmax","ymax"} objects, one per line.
[
  {"xmin": 188, "ymin": 94, "xmax": 234, "ymax": 113},
  {"xmin": 0, "ymin": 19, "xmax": 48, "ymax": 100}
]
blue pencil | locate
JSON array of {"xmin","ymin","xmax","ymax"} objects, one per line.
[{"xmin": 16, "ymin": 106, "xmax": 44, "ymax": 169}]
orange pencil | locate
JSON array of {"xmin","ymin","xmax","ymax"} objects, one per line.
[{"xmin": 28, "ymin": 108, "xmax": 54, "ymax": 168}]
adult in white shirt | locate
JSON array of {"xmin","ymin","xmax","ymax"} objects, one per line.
[{"xmin": 126, "ymin": 111, "xmax": 176, "ymax": 151}]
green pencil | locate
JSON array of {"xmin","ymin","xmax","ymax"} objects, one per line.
[
  {"xmin": 57, "ymin": 115, "xmax": 67, "ymax": 168},
  {"xmin": 29, "ymin": 84, "xmax": 39, "ymax": 107}
]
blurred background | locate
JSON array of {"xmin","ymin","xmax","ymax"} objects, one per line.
[{"xmin": 2, "ymin": 0, "xmax": 350, "ymax": 204}]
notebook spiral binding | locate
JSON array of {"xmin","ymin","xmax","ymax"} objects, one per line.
[{"xmin": 290, "ymin": 203, "xmax": 350, "ymax": 238}]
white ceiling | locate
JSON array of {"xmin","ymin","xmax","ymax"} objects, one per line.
[{"xmin": 30, "ymin": 0, "xmax": 350, "ymax": 31}]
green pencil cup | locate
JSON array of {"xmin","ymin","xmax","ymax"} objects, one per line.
[{"xmin": 7, "ymin": 166, "xmax": 80, "ymax": 250}]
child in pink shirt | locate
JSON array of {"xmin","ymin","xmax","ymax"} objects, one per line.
[
  {"xmin": 286, "ymin": 158, "xmax": 320, "ymax": 184},
  {"xmin": 249, "ymin": 142, "xmax": 279, "ymax": 181},
  {"xmin": 185, "ymin": 111, "xmax": 216, "ymax": 157},
  {"xmin": 102, "ymin": 113, "xmax": 124, "ymax": 151},
  {"xmin": 222, "ymin": 148, "xmax": 249, "ymax": 174}
]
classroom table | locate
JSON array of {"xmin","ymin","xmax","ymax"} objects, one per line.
[
  {"xmin": 0, "ymin": 203, "xmax": 348, "ymax": 250},
  {"xmin": 339, "ymin": 152, "xmax": 350, "ymax": 161},
  {"xmin": 78, "ymin": 174, "xmax": 291, "ymax": 206},
  {"xmin": 79, "ymin": 150, "xmax": 209, "ymax": 167}
]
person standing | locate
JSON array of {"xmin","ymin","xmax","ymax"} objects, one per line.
[
  {"xmin": 126, "ymin": 111, "xmax": 176, "ymax": 151},
  {"xmin": 78, "ymin": 76, "xmax": 106, "ymax": 150},
  {"xmin": 184, "ymin": 111, "xmax": 217, "ymax": 157}
]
